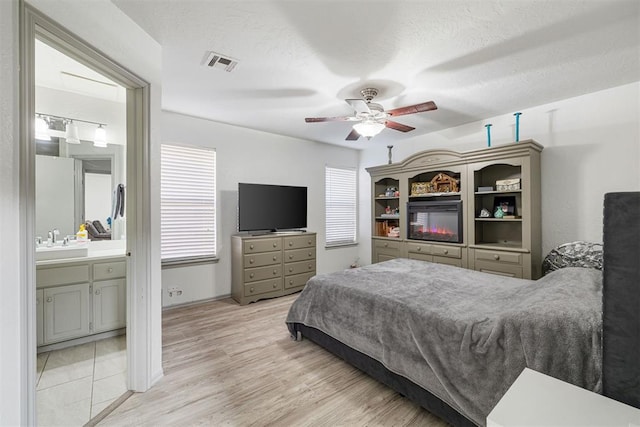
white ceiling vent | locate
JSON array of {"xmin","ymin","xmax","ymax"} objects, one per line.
[{"xmin": 204, "ymin": 51, "xmax": 238, "ymax": 72}]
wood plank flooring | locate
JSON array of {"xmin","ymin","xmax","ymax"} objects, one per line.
[{"xmin": 99, "ymin": 294, "xmax": 450, "ymax": 426}]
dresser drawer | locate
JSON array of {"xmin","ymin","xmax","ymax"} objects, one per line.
[
  {"xmin": 475, "ymin": 250, "xmax": 522, "ymax": 265},
  {"xmin": 244, "ymin": 265, "xmax": 282, "ymax": 283},
  {"xmin": 407, "ymin": 242, "xmax": 430, "ymax": 254},
  {"xmin": 93, "ymin": 261, "xmax": 126, "ymax": 281},
  {"xmin": 433, "ymin": 256, "xmax": 463, "ymax": 268},
  {"xmin": 431, "ymin": 244, "xmax": 461, "ymax": 259},
  {"xmin": 244, "ymin": 238, "xmax": 280, "ymax": 254},
  {"xmin": 474, "ymin": 261, "xmax": 523, "ymax": 278},
  {"xmin": 244, "ymin": 251, "xmax": 281, "ymax": 268},
  {"xmin": 284, "ymin": 272, "xmax": 315, "ymax": 289},
  {"xmin": 37, "ymin": 265, "xmax": 90, "ymax": 287},
  {"xmin": 284, "ymin": 234, "xmax": 316, "ymax": 250},
  {"xmin": 285, "ymin": 247, "xmax": 316, "ymax": 262},
  {"xmin": 244, "ymin": 278, "xmax": 282, "ymax": 297},
  {"xmin": 374, "ymin": 239, "xmax": 401, "ymax": 251},
  {"xmin": 285, "ymin": 260, "xmax": 316, "ymax": 276}
]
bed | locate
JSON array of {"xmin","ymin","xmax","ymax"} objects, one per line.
[{"xmin": 286, "ymin": 192, "xmax": 640, "ymax": 426}]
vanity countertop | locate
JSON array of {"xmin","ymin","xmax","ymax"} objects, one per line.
[{"xmin": 36, "ymin": 241, "xmax": 126, "ymax": 267}]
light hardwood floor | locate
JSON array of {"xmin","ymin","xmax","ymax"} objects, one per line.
[{"xmin": 100, "ymin": 293, "xmax": 450, "ymax": 426}]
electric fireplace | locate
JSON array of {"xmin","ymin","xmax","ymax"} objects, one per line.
[{"xmin": 407, "ymin": 200, "xmax": 463, "ymax": 243}]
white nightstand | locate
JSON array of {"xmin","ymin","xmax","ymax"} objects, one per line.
[{"xmin": 487, "ymin": 368, "xmax": 640, "ymax": 427}]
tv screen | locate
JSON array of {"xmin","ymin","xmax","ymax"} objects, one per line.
[{"xmin": 238, "ymin": 183, "xmax": 307, "ymax": 232}]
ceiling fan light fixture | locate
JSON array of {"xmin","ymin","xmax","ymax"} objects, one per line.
[{"xmin": 353, "ymin": 121, "xmax": 385, "ymax": 139}]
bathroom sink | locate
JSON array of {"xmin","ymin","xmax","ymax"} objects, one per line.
[{"xmin": 36, "ymin": 243, "xmax": 89, "ymax": 261}]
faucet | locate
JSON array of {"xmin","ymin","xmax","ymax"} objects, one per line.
[{"xmin": 52, "ymin": 228, "xmax": 60, "ymax": 244}]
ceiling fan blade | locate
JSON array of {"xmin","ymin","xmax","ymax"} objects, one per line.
[
  {"xmin": 346, "ymin": 99, "xmax": 371, "ymax": 115},
  {"xmin": 345, "ymin": 128, "xmax": 361, "ymax": 141},
  {"xmin": 385, "ymin": 120, "xmax": 415, "ymax": 132},
  {"xmin": 305, "ymin": 116, "xmax": 355, "ymax": 123},
  {"xmin": 387, "ymin": 101, "xmax": 437, "ymax": 117}
]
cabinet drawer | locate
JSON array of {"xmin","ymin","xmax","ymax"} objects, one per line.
[
  {"xmin": 407, "ymin": 252, "xmax": 432, "ymax": 262},
  {"xmin": 475, "ymin": 250, "xmax": 522, "ymax": 265},
  {"xmin": 431, "ymin": 244, "xmax": 461, "ymax": 259},
  {"xmin": 407, "ymin": 242, "xmax": 430, "ymax": 254},
  {"xmin": 284, "ymin": 234, "xmax": 316, "ymax": 250},
  {"xmin": 374, "ymin": 239, "xmax": 401, "ymax": 251},
  {"xmin": 285, "ymin": 260, "xmax": 316, "ymax": 276},
  {"xmin": 285, "ymin": 247, "xmax": 316, "ymax": 262},
  {"xmin": 244, "ymin": 238, "xmax": 280, "ymax": 254},
  {"xmin": 244, "ymin": 251, "xmax": 281, "ymax": 268},
  {"xmin": 433, "ymin": 256, "xmax": 463, "ymax": 268},
  {"xmin": 93, "ymin": 261, "xmax": 126, "ymax": 281},
  {"xmin": 244, "ymin": 278, "xmax": 282, "ymax": 297},
  {"xmin": 37, "ymin": 265, "xmax": 89, "ymax": 287},
  {"xmin": 285, "ymin": 272, "xmax": 315, "ymax": 289},
  {"xmin": 474, "ymin": 261, "xmax": 523, "ymax": 278},
  {"xmin": 244, "ymin": 265, "xmax": 282, "ymax": 283}
]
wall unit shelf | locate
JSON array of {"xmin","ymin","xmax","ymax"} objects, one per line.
[{"xmin": 367, "ymin": 140, "xmax": 542, "ymax": 279}]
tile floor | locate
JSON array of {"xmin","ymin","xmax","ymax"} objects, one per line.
[{"xmin": 36, "ymin": 335, "xmax": 127, "ymax": 426}]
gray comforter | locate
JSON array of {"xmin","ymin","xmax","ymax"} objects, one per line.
[{"xmin": 286, "ymin": 258, "xmax": 603, "ymax": 426}]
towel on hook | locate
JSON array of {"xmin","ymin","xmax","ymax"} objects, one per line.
[{"xmin": 112, "ymin": 184, "xmax": 125, "ymax": 220}]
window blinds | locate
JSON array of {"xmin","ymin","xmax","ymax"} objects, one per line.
[
  {"xmin": 325, "ymin": 166, "xmax": 357, "ymax": 246},
  {"xmin": 161, "ymin": 144, "xmax": 216, "ymax": 261}
]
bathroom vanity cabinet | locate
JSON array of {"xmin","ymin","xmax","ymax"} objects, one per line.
[{"xmin": 36, "ymin": 254, "xmax": 126, "ymax": 347}]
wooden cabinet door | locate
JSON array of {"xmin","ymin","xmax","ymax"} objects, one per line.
[
  {"xmin": 93, "ymin": 279, "xmax": 126, "ymax": 333},
  {"xmin": 43, "ymin": 283, "xmax": 90, "ymax": 344}
]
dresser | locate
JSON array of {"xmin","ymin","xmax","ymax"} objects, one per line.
[{"xmin": 231, "ymin": 232, "xmax": 316, "ymax": 305}]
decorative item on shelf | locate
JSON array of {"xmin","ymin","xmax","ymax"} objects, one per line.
[
  {"xmin": 494, "ymin": 206, "xmax": 504, "ymax": 218},
  {"xmin": 495, "ymin": 178, "xmax": 521, "ymax": 191},
  {"xmin": 514, "ymin": 112, "xmax": 522, "ymax": 142},
  {"xmin": 387, "ymin": 227, "xmax": 400, "ymax": 238},
  {"xmin": 429, "ymin": 172, "xmax": 459, "ymax": 193},
  {"xmin": 478, "ymin": 186, "xmax": 494, "ymax": 192},
  {"xmin": 411, "ymin": 182, "xmax": 433, "ymax": 195},
  {"xmin": 493, "ymin": 195, "xmax": 517, "ymax": 216},
  {"xmin": 485, "ymin": 123, "xmax": 492, "ymax": 147},
  {"xmin": 387, "ymin": 145, "xmax": 394, "ymax": 164},
  {"xmin": 385, "ymin": 205, "xmax": 392, "ymax": 214},
  {"xmin": 480, "ymin": 208, "xmax": 491, "ymax": 218},
  {"xmin": 385, "ymin": 186, "xmax": 398, "ymax": 197}
]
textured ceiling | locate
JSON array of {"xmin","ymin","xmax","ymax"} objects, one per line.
[{"xmin": 111, "ymin": 0, "xmax": 640, "ymax": 148}]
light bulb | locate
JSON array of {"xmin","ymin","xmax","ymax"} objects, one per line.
[
  {"xmin": 65, "ymin": 121, "xmax": 81, "ymax": 144},
  {"xmin": 94, "ymin": 125, "xmax": 107, "ymax": 147},
  {"xmin": 353, "ymin": 121, "xmax": 385, "ymax": 139}
]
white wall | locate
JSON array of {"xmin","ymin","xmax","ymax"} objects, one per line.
[
  {"xmin": 1, "ymin": 0, "xmax": 162, "ymax": 423},
  {"xmin": 161, "ymin": 111, "xmax": 360, "ymax": 306},
  {"xmin": 85, "ymin": 172, "xmax": 113, "ymax": 225},
  {"xmin": 358, "ymin": 82, "xmax": 640, "ymax": 264}
]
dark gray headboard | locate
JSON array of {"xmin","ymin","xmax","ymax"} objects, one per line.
[{"xmin": 602, "ymin": 191, "xmax": 640, "ymax": 408}]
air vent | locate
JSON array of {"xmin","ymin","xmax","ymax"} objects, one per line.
[{"xmin": 204, "ymin": 51, "xmax": 238, "ymax": 72}]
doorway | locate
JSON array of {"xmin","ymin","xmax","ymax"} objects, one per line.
[{"xmin": 21, "ymin": 5, "xmax": 156, "ymax": 426}]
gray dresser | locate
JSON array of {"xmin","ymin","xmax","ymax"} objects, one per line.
[{"xmin": 231, "ymin": 232, "xmax": 316, "ymax": 305}]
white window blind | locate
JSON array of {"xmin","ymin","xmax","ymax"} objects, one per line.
[
  {"xmin": 161, "ymin": 144, "xmax": 216, "ymax": 262},
  {"xmin": 325, "ymin": 166, "xmax": 357, "ymax": 247}
]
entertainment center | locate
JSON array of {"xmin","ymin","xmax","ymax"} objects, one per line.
[{"xmin": 366, "ymin": 140, "xmax": 542, "ymax": 279}]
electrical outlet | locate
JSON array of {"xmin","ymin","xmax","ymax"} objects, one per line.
[{"xmin": 168, "ymin": 286, "xmax": 182, "ymax": 297}]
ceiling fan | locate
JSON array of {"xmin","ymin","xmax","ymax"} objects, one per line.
[{"xmin": 305, "ymin": 88, "xmax": 437, "ymax": 141}]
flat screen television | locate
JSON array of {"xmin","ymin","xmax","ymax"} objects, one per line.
[{"xmin": 238, "ymin": 183, "xmax": 307, "ymax": 232}]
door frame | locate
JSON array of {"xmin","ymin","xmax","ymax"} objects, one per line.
[{"xmin": 20, "ymin": 3, "xmax": 155, "ymax": 423}]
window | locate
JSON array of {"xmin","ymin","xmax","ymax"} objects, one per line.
[
  {"xmin": 325, "ymin": 166, "xmax": 357, "ymax": 247},
  {"xmin": 161, "ymin": 144, "xmax": 216, "ymax": 263}
]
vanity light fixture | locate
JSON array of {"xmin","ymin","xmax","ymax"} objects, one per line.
[
  {"xmin": 93, "ymin": 124, "xmax": 107, "ymax": 148},
  {"xmin": 35, "ymin": 115, "xmax": 51, "ymax": 141},
  {"xmin": 64, "ymin": 120, "xmax": 81, "ymax": 144},
  {"xmin": 35, "ymin": 112, "xmax": 108, "ymax": 146}
]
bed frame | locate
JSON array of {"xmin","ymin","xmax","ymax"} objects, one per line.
[{"xmin": 291, "ymin": 192, "xmax": 639, "ymax": 426}]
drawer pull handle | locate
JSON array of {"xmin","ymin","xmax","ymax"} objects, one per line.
[
  {"xmin": 273, "ymin": 270, "xmax": 277, "ymax": 275},
  {"xmin": 417, "ymin": 247, "xmax": 421, "ymax": 251},
  {"xmin": 289, "ymin": 242, "xmax": 293, "ymax": 246},
  {"xmin": 308, "ymin": 240, "xmax": 312, "ymax": 245},
  {"xmin": 273, "ymin": 243, "xmax": 277, "ymax": 248},
  {"xmin": 108, "ymin": 267, "xmax": 113, "ymax": 273},
  {"xmin": 494, "ymin": 254, "xmax": 500, "ymax": 260},
  {"xmin": 273, "ymin": 256, "xmax": 277, "ymax": 261},
  {"xmin": 250, "ymin": 273, "xmax": 255, "ymax": 278},
  {"xmin": 384, "ymin": 243, "xmax": 388, "ymax": 247},
  {"xmin": 95, "ymin": 289, "xmax": 101, "ymax": 295},
  {"xmin": 289, "ymin": 268, "xmax": 293, "ymax": 273},
  {"xmin": 289, "ymin": 255, "xmax": 293, "ymax": 260},
  {"xmin": 273, "ymin": 283, "xmax": 277, "ymax": 288},
  {"xmin": 250, "ymin": 244, "xmax": 254, "ymax": 250},
  {"xmin": 249, "ymin": 259, "xmax": 255, "ymax": 264},
  {"xmin": 289, "ymin": 280, "xmax": 293, "ymax": 285},
  {"xmin": 46, "ymin": 297, "xmax": 52, "ymax": 303},
  {"xmin": 444, "ymin": 249, "xmax": 449, "ymax": 255},
  {"xmin": 308, "ymin": 264, "xmax": 312, "ymax": 269},
  {"xmin": 250, "ymin": 287, "xmax": 254, "ymax": 293},
  {"xmin": 308, "ymin": 252, "xmax": 312, "ymax": 257}
]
